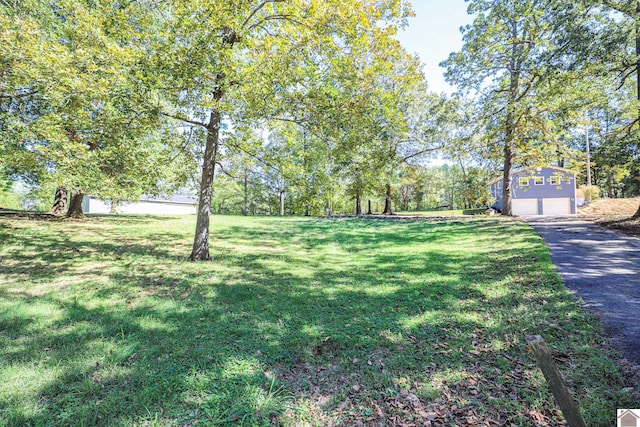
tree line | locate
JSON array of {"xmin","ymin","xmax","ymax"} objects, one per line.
[
  {"xmin": 205, "ymin": 160, "xmax": 493, "ymax": 216},
  {"xmin": 443, "ymin": 0, "xmax": 640, "ymax": 215},
  {"xmin": 2, "ymin": 0, "xmax": 640, "ymax": 261}
]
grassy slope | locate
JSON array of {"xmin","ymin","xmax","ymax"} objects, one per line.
[{"xmin": 0, "ymin": 215, "xmax": 633, "ymax": 426}]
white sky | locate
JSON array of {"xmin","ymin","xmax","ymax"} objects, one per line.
[{"xmin": 396, "ymin": 0, "xmax": 474, "ymax": 94}]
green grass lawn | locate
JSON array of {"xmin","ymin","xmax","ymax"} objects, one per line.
[
  {"xmin": 394, "ymin": 209, "xmax": 466, "ymax": 216},
  {"xmin": 0, "ymin": 215, "xmax": 634, "ymax": 426},
  {"xmin": 394, "ymin": 208, "xmax": 486, "ymax": 216}
]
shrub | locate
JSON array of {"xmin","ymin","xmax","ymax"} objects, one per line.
[{"xmin": 579, "ymin": 185, "xmax": 600, "ymax": 202}]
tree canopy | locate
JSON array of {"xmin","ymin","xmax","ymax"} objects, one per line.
[{"xmin": 3, "ymin": 0, "xmax": 640, "ymax": 255}]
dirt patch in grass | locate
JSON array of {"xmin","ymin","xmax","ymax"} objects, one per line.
[
  {"xmin": 0, "ymin": 210, "xmax": 63, "ymax": 220},
  {"xmin": 579, "ymin": 198, "xmax": 640, "ymax": 236},
  {"xmin": 579, "ymin": 197, "xmax": 639, "ymax": 218}
]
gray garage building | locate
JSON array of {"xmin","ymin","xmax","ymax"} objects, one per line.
[{"xmin": 490, "ymin": 166, "xmax": 577, "ymax": 216}]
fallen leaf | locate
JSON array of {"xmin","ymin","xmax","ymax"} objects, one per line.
[
  {"xmin": 336, "ymin": 399, "xmax": 349, "ymax": 411},
  {"xmin": 529, "ymin": 410, "xmax": 546, "ymax": 423}
]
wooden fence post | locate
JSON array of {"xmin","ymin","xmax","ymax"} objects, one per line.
[{"xmin": 526, "ymin": 335, "xmax": 587, "ymax": 427}]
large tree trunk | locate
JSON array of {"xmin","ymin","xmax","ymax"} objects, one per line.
[
  {"xmin": 50, "ymin": 186, "xmax": 68, "ymax": 216},
  {"xmin": 501, "ymin": 20, "xmax": 520, "ymax": 217},
  {"xmin": 382, "ymin": 184, "xmax": 393, "ymax": 215},
  {"xmin": 367, "ymin": 199, "xmax": 372, "ymax": 215},
  {"xmin": 355, "ymin": 191, "xmax": 362, "ymax": 215},
  {"xmin": 66, "ymin": 189, "xmax": 85, "ymax": 218},
  {"xmin": 501, "ymin": 123, "xmax": 516, "ymax": 216},
  {"xmin": 190, "ymin": 110, "xmax": 221, "ymax": 261}
]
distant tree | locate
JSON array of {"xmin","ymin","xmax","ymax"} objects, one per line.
[
  {"xmin": 0, "ymin": 167, "xmax": 20, "ymax": 209},
  {"xmin": 582, "ymin": 0, "xmax": 640, "ymax": 213}
]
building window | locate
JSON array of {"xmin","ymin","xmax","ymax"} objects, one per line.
[
  {"xmin": 518, "ymin": 177, "xmax": 529, "ymax": 187},
  {"xmin": 534, "ymin": 176, "xmax": 544, "ymax": 186},
  {"xmin": 549, "ymin": 176, "xmax": 560, "ymax": 185}
]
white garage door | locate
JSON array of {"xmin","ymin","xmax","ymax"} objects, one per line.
[
  {"xmin": 542, "ymin": 198, "xmax": 571, "ymax": 215},
  {"xmin": 512, "ymin": 198, "xmax": 539, "ymax": 216}
]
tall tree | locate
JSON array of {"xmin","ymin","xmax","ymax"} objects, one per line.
[
  {"xmin": 443, "ymin": 0, "xmax": 589, "ymax": 215},
  {"xmin": 151, "ymin": 0, "xmax": 413, "ymax": 260},
  {"xmin": 586, "ymin": 0, "xmax": 640, "ymax": 213},
  {"xmin": 1, "ymin": 1, "xmax": 185, "ymax": 217}
]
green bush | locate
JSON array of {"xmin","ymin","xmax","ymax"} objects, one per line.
[
  {"xmin": 0, "ymin": 183, "xmax": 21, "ymax": 210},
  {"xmin": 580, "ymin": 185, "xmax": 601, "ymax": 202}
]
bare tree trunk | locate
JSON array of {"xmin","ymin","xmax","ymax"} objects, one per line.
[
  {"xmin": 66, "ymin": 189, "xmax": 85, "ymax": 218},
  {"xmin": 50, "ymin": 186, "xmax": 68, "ymax": 216},
  {"xmin": 458, "ymin": 157, "xmax": 470, "ymax": 211},
  {"xmin": 607, "ymin": 171, "xmax": 614, "ymax": 198},
  {"xmin": 190, "ymin": 109, "xmax": 221, "ymax": 261},
  {"xmin": 401, "ymin": 187, "xmax": 410, "ymax": 211},
  {"xmin": 355, "ymin": 191, "xmax": 362, "ymax": 215},
  {"xmin": 243, "ymin": 169, "xmax": 248, "ymax": 216},
  {"xmin": 585, "ymin": 127, "xmax": 591, "ymax": 185},
  {"xmin": 367, "ymin": 199, "xmax": 372, "ymax": 215},
  {"xmin": 557, "ymin": 146, "xmax": 565, "ymax": 168},
  {"xmin": 382, "ymin": 184, "xmax": 393, "ymax": 215},
  {"xmin": 279, "ymin": 185, "xmax": 285, "ymax": 216},
  {"xmin": 304, "ymin": 204, "xmax": 310, "ymax": 216}
]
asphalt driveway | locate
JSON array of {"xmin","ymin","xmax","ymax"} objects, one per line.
[{"xmin": 526, "ymin": 216, "xmax": 640, "ymax": 365}]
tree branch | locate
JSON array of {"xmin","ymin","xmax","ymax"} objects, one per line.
[
  {"xmin": 401, "ymin": 146, "xmax": 444, "ymax": 162},
  {"xmin": 0, "ymin": 89, "xmax": 39, "ymax": 99},
  {"xmin": 601, "ymin": 0, "xmax": 633, "ymax": 16},
  {"xmin": 241, "ymin": 0, "xmax": 286, "ymax": 29},
  {"xmin": 216, "ymin": 161, "xmax": 237, "ymax": 179},
  {"xmin": 248, "ymin": 14, "xmax": 304, "ymax": 32},
  {"xmin": 169, "ymin": 127, "xmax": 195, "ymax": 162},
  {"xmin": 160, "ymin": 111, "xmax": 208, "ymax": 128},
  {"xmin": 225, "ymin": 140, "xmax": 304, "ymax": 187},
  {"xmin": 0, "ymin": 0, "xmax": 16, "ymax": 8},
  {"xmin": 617, "ymin": 66, "xmax": 637, "ymax": 90}
]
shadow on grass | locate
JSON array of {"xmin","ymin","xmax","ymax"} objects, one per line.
[{"xmin": 0, "ymin": 216, "xmax": 633, "ymax": 426}]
